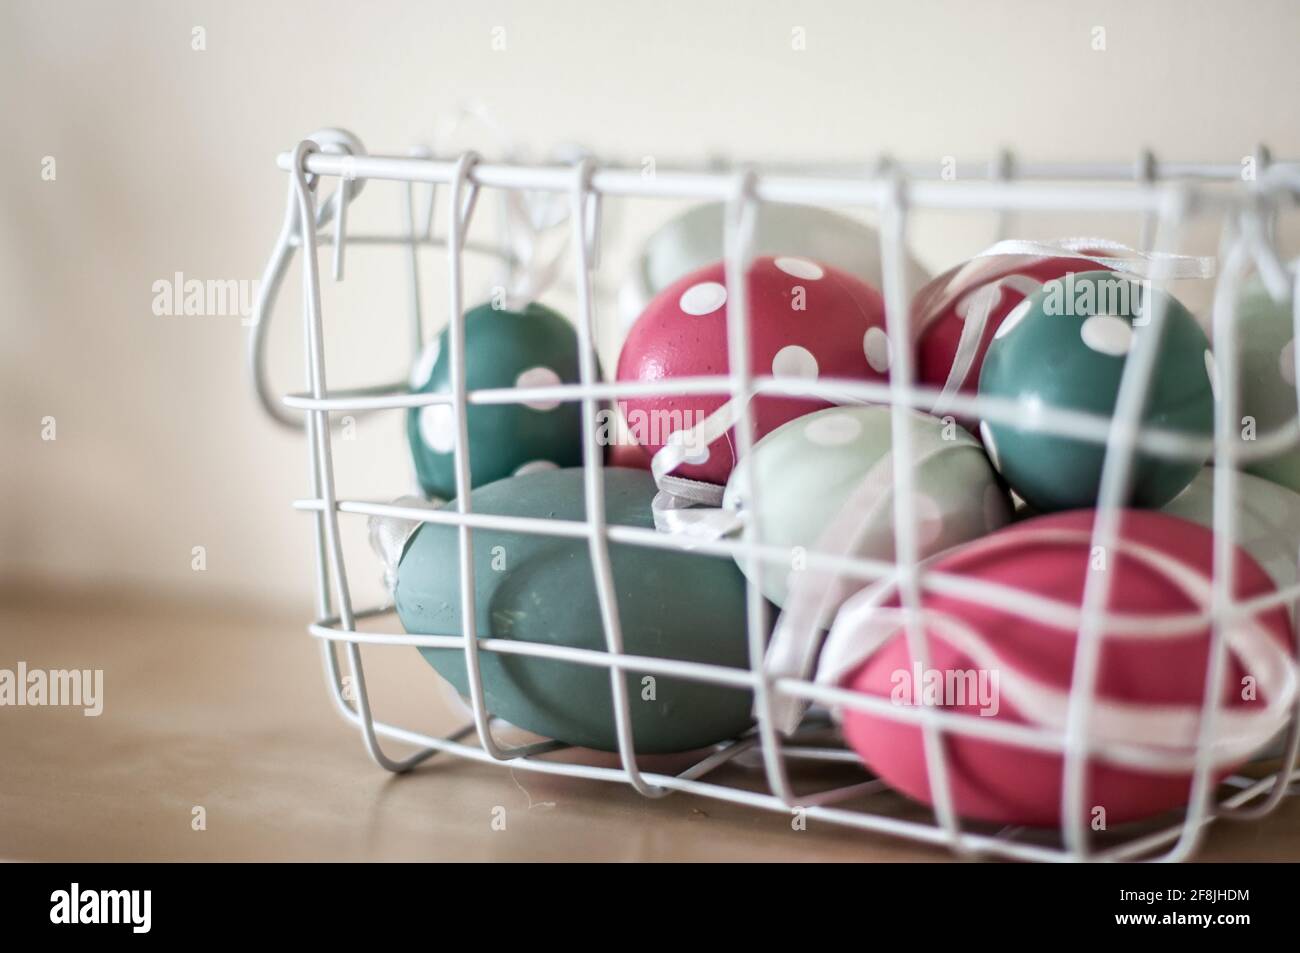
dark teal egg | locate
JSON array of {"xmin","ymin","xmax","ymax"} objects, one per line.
[
  {"xmin": 977, "ymin": 270, "xmax": 1213, "ymax": 511},
  {"xmin": 407, "ymin": 302, "xmax": 586, "ymax": 499},
  {"xmin": 394, "ymin": 467, "xmax": 756, "ymax": 753}
]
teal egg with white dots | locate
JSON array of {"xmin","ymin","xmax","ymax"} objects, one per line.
[
  {"xmin": 721, "ymin": 405, "xmax": 1012, "ymax": 609},
  {"xmin": 977, "ymin": 270, "xmax": 1214, "ymax": 512},
  {"xmin": 1236, "ymin": 274, "xmax": 1300, "ymax": 494},
  {"xmin": 394, "ymin": 467, "xmax": 756, "ymax": 753},
  {"xmin": 407, "ymin": 302, "xmax": 586, "ymax": 499}
]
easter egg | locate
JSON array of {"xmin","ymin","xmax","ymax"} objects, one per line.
[
  {"xmin": 1163, "ymin": 467, "xmax": 1300, "ymax": 598},
  {"xmin": 1164, "ymin": 466, "xmax": 1300, "ymax": 760},
  {"xmin": 977, "ymin": 270, "xmax": 1214, "ymax": 511},
  {"xmin": 1235, "ymin": 273, "xmax": 1300, "ymax": 494},
  {"xmin": 721, "ymin": 406, "xmax": 1012, "ymax": 608},
  {"xmin": 604, "ymin": 404, "xmax": 653, "ymax": 470},
  {"xmin": 616, "ymin": 255, "xmax": 890, "ymax": 486},
  {"xmin": 914, "ymin": 256, "xmax": 1100, "ymax": 416},
  {"xmin": 619, "ymin": 201, "xmax": 930, "ymax": 328},
  {"xmin": 394, "ymin": 467, "xmax": 755, "ymax": 753},
  {"xmin": 606, "ymin": 439, "xmax": 651, "ymax": 469},
  {"xmin": 831, "ymin": 509, "xmax": 1294, "ymax": 827},
  {"xmin": 407, "ymin": 302, "xmax": 586, "ymax": 499}
]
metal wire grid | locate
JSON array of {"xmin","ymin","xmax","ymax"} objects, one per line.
[{"xmin": 255, "ymin": 132, "xmax": 1300, "ymax": 862}]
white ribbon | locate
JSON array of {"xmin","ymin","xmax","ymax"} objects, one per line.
[
  {"xmin": 914, "ymin": 238, "xmax": 1216, "ymax": 414},
  {"xmin": 648, "ymin": 387, "xmax": 876, "ymax": 537},
  {"xmin": 776, "ymin": 525, "xmax": 1296, "ymax": 771},
  {"xmin": 499, "ymin": 187, "xmax": 574, "ymax": 310},
  {"xmin": 930, "ymin": 272, "xmax": 1042, "ymax": 417},
  {"xmin": 433, "ymin": 102, "xmax": 590, "ymax": 312},
  {"xmin": 648, "ymin": 396, "xmax": 745, "ymax": 536},
  {"xmin": 367, "ymin": 496, "xmax": 444, "ymax": 593},
  {"xmin": 979, "ymin": 237, "xmax": 1216, "ymax": 280}
]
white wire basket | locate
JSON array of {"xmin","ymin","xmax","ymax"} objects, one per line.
[{"xmin": 250, "ymin": 128, "xmax": 1300, "ymax": 862}]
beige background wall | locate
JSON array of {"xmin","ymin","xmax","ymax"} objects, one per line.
[{"xmin": 4, "ymin": 0, "xmax": 1299, "ymax": 614}]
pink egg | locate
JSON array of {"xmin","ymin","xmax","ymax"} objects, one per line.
[
  {"xmin": 606, "ymin": 439, "xmax": 651, "ymax": 470},
  {"xmin": 839, "ymin": 509, "xmax": 1294, "ymax": 828},
  {"xmin": 616, "ymin": 256, "xmax": 889, "ymax": 485},
  {"xmin": 914, "ymin": 256, "xmax": 1095, "ymax": 409}
]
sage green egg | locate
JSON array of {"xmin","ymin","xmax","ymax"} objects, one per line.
[
  {"xmin": 978, "ymin": 270, "xmax": 1214, "ymax": 511},
  {"xmin": 394, "ymin": 467, "xmax": 755, "ymax": 753},
  {"xmin": 1164, "ymin": 464, "xmax": 1300, "ymax": 761},
  {"xmin": 406, "ymin": 301, "xmax": 586, "ymax": 499},
  {"xmin": 1163, "ymin": 466, "xmax": 1300, "ymax": 599},
  {"xmin": 721, "ymin": 406, "xmax": 1012, "ymax": 608},
  {"xmin": 1235, "ymin": 273, "xmax": 1300, "ymax": 494}
]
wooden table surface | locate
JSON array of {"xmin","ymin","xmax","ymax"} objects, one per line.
[{"xmin": 2, "ymin": 585, "xmax": 1297, "ymax": 862}]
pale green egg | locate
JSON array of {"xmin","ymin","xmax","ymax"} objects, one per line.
[
  {"xmin": 1236, "ymin": 274, "xmax": 1300, "ymax": 494},
  {"xmin": 1162, "ymin": 466, "xmax": 1300, "ymax": 599},
  {"xmin": 1163, "ymin": 465, "xmax": 1300, "ymax": 759},
  {"xmin": 721, "ymin": 405, "xmax": 1012, "ymax": 608}
]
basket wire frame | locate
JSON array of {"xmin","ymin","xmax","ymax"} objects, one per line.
[{"xmin": 264, "ymin": 134, "xmax": 1300, "ymax": 862}]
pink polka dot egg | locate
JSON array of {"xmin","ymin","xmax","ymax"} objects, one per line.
[
  {"xmin": 914, "ymin": 255, "xmax": 1103, "ymax": 418},
  {"xmin": 615, "ymin": 255, "xmax": 891, "ymax": 485}
]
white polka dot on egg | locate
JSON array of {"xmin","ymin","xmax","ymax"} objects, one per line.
[
  {"xmin": 994, "ymin": 298, "xmax": 1034, "ymax": 340},
  {"xmin": 515, "ymin": 366, "xmax": 563, "ymax": 411},
  {"xmin": 772, "ymin": 344, "xmax": 820, "ymax": 381},
  {"xmin": 1280, "ymin": 339, "xmax": 1295, "ymax": 387},
  {"xmin": 1080, "ymin": 314, "xmax": 1133, "ymax": 356},
  {"xmin": 803, "ymin": 412, "xmax": 863, "ymax": 446},
  {"xmin": 1203, "ymin": 350, "xmax": 1221, "ymax": 402},
  {"xmin": 679, "ymin": 281, "xmax": 728, "ymax": 316},
  {"xmin": 773, "ymin": 257, "xmax": 825, "ymax": 280},
  {"xmin": 863, "ymin": 327, "xmax": 891, "ymax": 373},
  {"xmin": 419, "ymin": 404, "xmax": 456, "ymax": 454},
  {"xmin": 913, "ymin": 493, "xmax": 944, "ymax": 547},
  {"xmin": 409, "ymin": 337, "xmax": 442, "ymax": 389}
]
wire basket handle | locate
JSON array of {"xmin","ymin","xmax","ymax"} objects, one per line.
[{"xmin": 249, "ymin": 129, "xmax": 368, "ymax": 430}]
